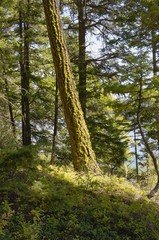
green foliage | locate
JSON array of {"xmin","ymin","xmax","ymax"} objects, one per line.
[
  {"xmin": 0, "ymin": 146, "xmax": 37, "ymax": 192},
  {"xmin": 87, "ymin": 79, "xmax": 130, "ymax": 171},
  {"xmin": 1, "ymin": 1, "xmax": 159, "ymax": 238},
  {"xmin": 0, "ymin": 163, "xmax": 159, "ymax": 240},
  {"xmin": 0, "ymin": 146, "xmax": 38, "ymax": 171}
]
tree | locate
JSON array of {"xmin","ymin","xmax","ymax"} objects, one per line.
[
  {"xmin": 113, "ymin": 0, "xmax": 159, "ymax": 197},
  {"xmin": 19, "ymin": 0, "xmax": 31, "ymax": 146},
  {"xmin": 43, "ymin": 0, "xmax": 101, "ymax": 173},
  {"xmin": 51, "ymin": 79, "xmax": 58, "ymax": 163},
  {"xmin": 0, "ymin": 0, "xmax": 18, "ymax": 139},
  {"xmin": 76, "ymin": 0, "xmax": 87, "ymax": 118}
]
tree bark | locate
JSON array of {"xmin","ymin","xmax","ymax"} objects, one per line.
[
  {"xmin": 152, "ymin": 31, "xmax": 159, "ymax": 146},
  {"xmin": 19, "ymin": 1, "xmax": 31, "ymax": 146},
  {"xmin": 76, "ymin": 0, "xmax": 87, "ymax": 118},
  {"xmin": 134, "ymin": 126, "xmax": 139, "ymax": 181},
  {"xmin": 51, "ymin": 79, "xmax": 58, "ymax": 164},
  {"xmin": 4, "ymin": 78, "xmax": 16, "ymax": 136},
  {"xmin": 43, "ymin": 0, "xmax": 101, "ymax": 173}
]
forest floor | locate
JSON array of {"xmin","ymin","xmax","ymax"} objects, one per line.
[{"xmin": 1, "ymin": 156, "xmax": 159, "ymax": 239}]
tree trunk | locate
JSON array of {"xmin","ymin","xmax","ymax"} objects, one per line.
[
  {"xmin": 19, "ymin": 2, "xmax": 31, "ymax": 146},
  {"xmin": 137, "ymin": 70, "xmax": 159, "ymax": 198},
  {"xmin": 146, "ymin": 31, "xmax": 159, "ymax": 198},
  {"xmin": 43, "ymin": 0, "xmax": 101, "ymax": 174},
  {"xmin": 77, "ymin": 0, "xmax": 87, "ymax": 118},
  {"xmin": 134, "ymin": 126, "xmax": 138, "ymax": 181},
  {"xmin": 4, "ymin": 78, "xmax": 16, "ymax": 136},
  {"xmin": 152, "ymin": 31, "xmax": 159, "ymax": 146},
  {"xmin": 51, "ymin": 79, "xmax": 58, "ymax": 164}
]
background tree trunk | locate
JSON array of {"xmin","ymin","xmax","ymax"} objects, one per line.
[
  {"xmin": 137, "ymin": 71, "xmax": 159, "ymax": 198},
  {"xmin": 51, "ymin": 79, "xmax": 58, "ymax": 164},
  {"xmin": 43, "ymin": 0, "xmax": 101, "ymax": 173},
  {"xmin": 77, "ymin": 0, "xmax": 87, "ymax": 118},
  {"xmin": 134, "ymin": 126, "xmax": 139, "ymax": 181},
  {"xmin": 4, "ymin": 78, "xmax": 16, "ymax": 136},
  {"xmin": 19, "ymin": 1, "xmax": 31, "ymax": 146}
]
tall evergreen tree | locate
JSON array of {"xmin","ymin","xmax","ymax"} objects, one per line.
[
  {"xmin": 113, "ymin": 0, "xmax": 159, "ymax": 196},
  {"xmin": 43, "ymin": 0, "xmax": 101, "ymax": 173},
  {"xmin": 19, "ymin": 0, "xmax": 31, "ymax": 146},
  {"xmin": 76, "ymin": 0, "xmax": 87, "ymax": 118}
]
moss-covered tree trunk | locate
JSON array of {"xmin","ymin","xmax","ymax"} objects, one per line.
[{"xmin": 43, "ymin": 0, "xmax": 101, "ymax": 173}]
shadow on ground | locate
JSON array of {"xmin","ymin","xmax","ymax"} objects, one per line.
[{"xmin": 0, "ymin": 163, "xmax": 159, "ymax": 240}]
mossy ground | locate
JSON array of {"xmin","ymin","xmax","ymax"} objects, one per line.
[{"xmin": 0, "ymin": 155, "xmax": 159, "ymax": 240}]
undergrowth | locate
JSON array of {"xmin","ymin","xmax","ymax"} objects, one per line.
[{"xmin": 0, "ymin": 148, "xmax": 159, "ymax": 239}]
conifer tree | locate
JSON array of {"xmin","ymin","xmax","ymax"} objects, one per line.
[
  {"xmin": 19, "ymin": 0, "xmax": 31, "ymax": 146},
  {"xmin": 43, "ymin": 0, "xmax": 101, "ymax": 173}
]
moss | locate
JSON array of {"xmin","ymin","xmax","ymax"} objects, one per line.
[{"xmin": 43, "ymin": 0, "xmax": 101, "ymax": 174}]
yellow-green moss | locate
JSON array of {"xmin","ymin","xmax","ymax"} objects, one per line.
[{"xmin": 43, "ymin": 0, "xmax": 101, "ymax": 174}]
